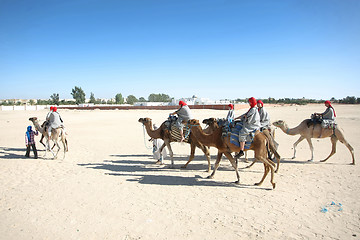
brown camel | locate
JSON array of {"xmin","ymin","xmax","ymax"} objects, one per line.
[
  {"xmin": 29, "ymin": 117, "xmax": 68, "ymax": 159},
  {"xmin": 273, "ymin": 120, "xmax": 355, "ymax": 164},
  {"xmin": 188, "ymin": 119, "xmax": 276, "ymax": 189},
  {"xmin": 202, "ymin": 118, "xmax": 281, "ymax": 173},
  {"xmin": 138, "ymin": 118, "xmax": 211, "ymax": 171}
]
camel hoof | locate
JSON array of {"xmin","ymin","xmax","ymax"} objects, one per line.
[
  {"xmin": 272, "ymin": 183, "xmax": 276, "ymax": 189},
  {"xmin": 292, "ymin": 157, "xmax": 296, "ymax": 159},
  {"xmin": 234, "ymin": 180, "xmax": 240, "ymax": 185},
  {"xmin": 254, "ymin": 182, "xmax": 262, "ymax": 186},
  {"xmin": 308, "ymin": 159, "xmax": 314, "ymax": 162},
  {"xmin": 180, "ymin": 165, "xmax": 187, "ymax": 169},
  {"xmin": 350, "ymin": 162, "xmax": 355, "ymax": 165},
  {"xmin": 207, "ymin": 175, "xmax": 214, "ymax": 179}
]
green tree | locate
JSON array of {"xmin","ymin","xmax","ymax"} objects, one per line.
[
  {"xmin": 138, "ymin": 97, "xmax": 147, "ymax": 102},
  {"xmin": 126, "ymin": 95, "xmax": 138, "ymax": 105},
  {"xmin": 89, "ymin": 92, "xmax": 96, "ymax": 104},
  {"xmin": 29, "ymin": 99, "xmax": 35, "ymax": 105},
  {"xmin": 71, "ymin": 86, "xmax": 86, "ymax": 104},
  {"xmin": 115, "ymin": 93, "xmax": 124, "ymax": 104},
  {"xmin": 50, "ymin": 93, "xmax": 60, "ymax": 105},
  {"xmin": 148, "ymin": 93, "xmax": 171, "ymax": 102}
]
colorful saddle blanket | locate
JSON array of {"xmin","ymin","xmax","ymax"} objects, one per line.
[
  {"xmin": 228, "ymin": 122, "xmax": 255, "ymax": 150},
  {"xmin": 165, "ymin": 116, "xmax": 190, "ymax": 142},
  {"xmin": 170, "ymin": 125, "xmax": 191, "ymax": 143}
]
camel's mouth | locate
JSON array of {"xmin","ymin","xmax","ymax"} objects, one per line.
[
  {"xmin": 272, "ymin": 120, "xmax": 283, "ymax": 127},
  {"xmin": 29, "ymin": 117, "xmax": 37, "ymax": 121}
]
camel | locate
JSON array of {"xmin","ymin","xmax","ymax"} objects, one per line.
[
  {"xmin": 29, "ymin": 117, "xmax": 68, "ymax": 159},
  {"xmin": 138, "ymin": 118, "xmax": 211, "ymax": 171},
  {"xmin": 202, "ymin": 118, "xmax": 281, "ymax": 173},
  {"xmin": 272, "ymin": 120, "xmax": 355, "ymax": 164},
  {"xmin": 188, "ymin": 119, "xmax": 277, "ymax": 189}
]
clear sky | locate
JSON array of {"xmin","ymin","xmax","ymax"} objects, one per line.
[{"xmin": 1, "ymin": 0, "xmax": 359, "ymax": 101}]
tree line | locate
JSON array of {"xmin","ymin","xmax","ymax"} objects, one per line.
[{"xmin": 1, "ymin": 86, "xmax": 359, "ymax": 105}]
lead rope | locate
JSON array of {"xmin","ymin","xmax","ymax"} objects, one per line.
[
  {"xmin": 183, "ymin": 124, "xmax": 191, "ymax": 140},
  {"xmin": 142, "ymin": 124, "xmax": 153, "ymax": 150}
]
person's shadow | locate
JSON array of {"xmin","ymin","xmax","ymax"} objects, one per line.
[{"xmin": 0, "ymin": 146, "xmax": 30, "ymax": 159}]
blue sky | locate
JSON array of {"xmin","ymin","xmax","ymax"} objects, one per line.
[{"xmin": 1, "ymin": 0, "xmax": 359, "ymax": 100}]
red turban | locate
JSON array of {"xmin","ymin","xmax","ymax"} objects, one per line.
[
  {"xmin": 257, "ymin": 100, "xmax": 264, "ymax": 107},
  {"xmin": 179, "ymin": 101, "xmax": 186, "ymax": 106},
  {"xmin": 248, "ymin": 97, "xmax": 257, "ymax": 108},
  {"xmin": 50, "ymin": 106, "xmax": 54, "ymax": 111},
  {"xmin": 228, "ymin": 104, "xmax": 234, "ymax": 110},
  {"xmin": 53, "ymin": 106, "xmax": 58, "ymax": 112},
  {"xmin": 325, "ymin": 100, "xmax": 336, "ymax": 117}
]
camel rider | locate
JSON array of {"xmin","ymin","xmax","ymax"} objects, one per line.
[
  {"xmin": 226, "ymin": 104, "xmax": 235, "ymax": 123},
  {"xmin": 47, "ymin": 106, "xmax": 64, "ymax": 138},
  {"xmin": 314, "ymin": 100, "xmax": 336, "ymax": 126},
  {"xmin": 39, "ymin": 106, "xmax": 54, "ymax": 146},
  {"xmin": 257, "ymin": 100, "xmax": 279, "ymax": 149},
  {"xmin": 46, "ymin": 106, "xmax": 54, "ymax": 122},
  {"xmin": 257, "ymin": 100, "xmax": 270, "ymax": 130},
  {"xmin": 234, "ymin": 97, "xmax": 261, "ymax": 159},
  {"xmin": 314, "ymin": 100, "xmax": 336, "ymax": 137},
  {"xmin": 170, "ymin": 100, "xmax": 193, "ymax": 142}
]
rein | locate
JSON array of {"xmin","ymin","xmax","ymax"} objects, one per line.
[{"xmin": 142, "ymin": 124, "xmax": 153, "ymax": 150}]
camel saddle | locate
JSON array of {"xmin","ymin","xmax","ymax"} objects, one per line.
[
  {"xmin": 228, "ymin": 121, "xmax": 256, "ymax": 150},
  {"xmin": 165, "ymin": 116, "xmax": 191, "ymax": 143}
]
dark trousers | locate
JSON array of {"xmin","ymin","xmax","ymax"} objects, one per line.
[{"xmin": 25, "ymin": 144, "xmax": 38, "ymax": 159}]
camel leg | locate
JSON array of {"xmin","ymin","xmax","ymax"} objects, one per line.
[
  {"xmin": 343, "ymin": 142, "xmax": 355, "ymax": 165},
  {"xmin": 53, "ymin": 140, "xmax": 60, "ymax": 159},
  {"xmin": 269, "ymin": 144, "xmax": 281, "ymax": 173},
  {"xmin": 48, "ymin": 140, "xmax": 56, "ymax": 159},
  {"xmin": 305, "ymin": 138, "xmax": 314, "ymax": 162},
  {"xmin": 203, "ymin": 146, "xmax": 211, "ymax": 172},
  {"xmin": 320, "ymin": 135, "xmax": 337, "ymax": 163},
  {"xmin": 157, "ymin": 142, "xmax": 167, "ymax": 165},
  {"xmin": 224, "ymin": 152, "xmax": 240, "ymax": 184},
  {"xmin": 181, "ymin": 142, "xmax": 196, "ymax": 169},
  {"xmin": 186, "ymin": 144, "xmax": 211, "ymax": 172},
  {"xmin": 164, "ymin": 140, "xmax": 174, "ymax": 168},
  {"xmin": 40, "ymin": 135, "xmax": 46, "ymax": 148},
  {"xmin": 244, "ymin": 151, "xmax": 249, "ymax": 163},
  {"xmin": 208, "ymin": 152, "xmax": 223, "ymax": 179},
  {"xmin": 255, "ymin": 157, "xmax": 276, "ymax": 189},
  {"xmin": 245, "ymin": 158, "xmax": 257, "ymax": 169},
  {"xmin": 62, "ymin": 137, "xmax": 67, "ymax": 159},
  {"xmin": 255, "ymin": 162, "xmax": 268, "ymax": 186},
  {"xmin": 292, "ymin": 136, "xmax": 305, "ymax": 159}
]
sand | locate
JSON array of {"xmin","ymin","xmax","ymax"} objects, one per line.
[{"xmin": 0, "ymin": 104, "xmax": 359, "ymax": 240}]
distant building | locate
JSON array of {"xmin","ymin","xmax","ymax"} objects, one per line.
[{"xmin": 172, "ymin": 95, "xmax": 231, "ymax": 105}]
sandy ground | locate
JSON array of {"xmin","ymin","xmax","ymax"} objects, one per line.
[{"xmin": 0, "ymin": 104, "xmax": 359, "ymax": 240}]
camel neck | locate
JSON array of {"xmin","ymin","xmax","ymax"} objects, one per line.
[
  {"xmin": 143, "ymin": 123, "xmax": 161, "ymax": 139},
  {"xmin": 33, "ymin": 121, "xmax": 44, "ymax": 134},
  {"xmin": 190, "ymin": 125, "xmax": 221, "ymax": 147}
]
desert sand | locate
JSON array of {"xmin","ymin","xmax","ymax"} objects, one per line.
[{"xmin": 0, "ymin": 104, "xmax": 359, "ymax": 240}]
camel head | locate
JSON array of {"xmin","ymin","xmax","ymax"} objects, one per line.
[
  {"xmin": 138, "ymin": 117, "xmax": 152, "ymax": 125},
  {"xmin": 202, "ymin": 118, "xmax": 216, "ymax": 125},
  {"xmin": 29, "ymin": 117, "xmax": 38, "ymax": 123},
  {"xmin": 188, "ymin": 119, "xmax": 200, "ymax": 126},
  {"xmin": 202, "ymin": 118, "xmax": 220, "ymax": 129},
  {"xmin": 272, "ymin": 120, "xmax": 285, "ymax": 128}
]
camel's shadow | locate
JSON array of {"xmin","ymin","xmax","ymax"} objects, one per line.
[{"xmin": 78, "ymin": 154, "xmax": 272, "ymax": 190}]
